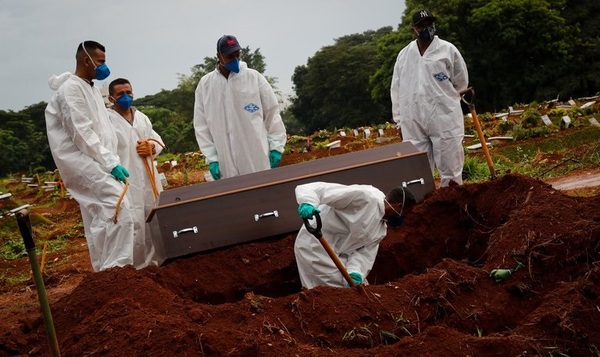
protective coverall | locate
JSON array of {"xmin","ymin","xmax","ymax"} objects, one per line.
[
  {"xmin": 391, "ymin": 36, "xmax": 469, "ymax": 187},
  {"xmin": 108, "ymin": 108, "xmax": 164, "ymax": 268},
  {"xmin": 45, "ymin": 72, "xmax": 135, "ymax": 272},
  {"xmin": 193, "ymin": 61, "xmax": 286, "ymax": 179},
  {"xmin": 294, "ymin": 182, "xmax": 387, "ymax": 289}
]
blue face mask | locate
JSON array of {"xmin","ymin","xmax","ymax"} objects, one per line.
[
  {"xmin": 94, "ymin": 63, "xmax": 111, "ymax": 81},
  {"xmin": 115, "ymin": 93, "xmax": 133, "ymax": 109},
  {"xmin": 225, "ymin": 58, "xmax": 240, "ymax": 73}
]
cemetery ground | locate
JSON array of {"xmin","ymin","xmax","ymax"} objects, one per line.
[{"xmin": 0, "ymin": 108, "xmax": 599, "ymax": 356}]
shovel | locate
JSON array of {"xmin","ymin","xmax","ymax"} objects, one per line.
[
  {"xmin": 460, "ymin": 87, "xmax": 497, "ymax": 180},
  {"xmin": 15, "ymin": 209, "xmax": 61, "ymax": 357},
  {"xmin": 303, "ymin": 212, "xmax": 356, "ymax": 287}
]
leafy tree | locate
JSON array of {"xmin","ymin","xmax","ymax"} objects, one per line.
[
  {"xmin": 290, "ymin": 29, "xmax": 392, "ymax": 133},
  {"xmin": 0, "ymin": 110, "xmax": 50, "ymax": 176}
]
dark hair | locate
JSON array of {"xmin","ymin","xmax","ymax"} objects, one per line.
[
  {"xmin": 76, "ymin": 40, "xmax": 106, "ymax": 58},
  {"xmin": 386, "ymin": 186, "xmax": 416, "ymax": 205},
  {"xmin": 108, "ymin": 78, "xmax": 131, "ymax": 96}
]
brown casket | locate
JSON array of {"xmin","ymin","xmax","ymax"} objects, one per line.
[{"xmin": 147, "ymin": 142, "xmax": 435, "ymax": 265}]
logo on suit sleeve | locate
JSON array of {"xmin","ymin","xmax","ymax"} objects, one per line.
[
  {"xmin": 244, "ymin": 103, "xmax": 260, "ymax": 113},
  {"xmin": 433, "ymin": 72, "xmax": 449, "ymax": 81}
]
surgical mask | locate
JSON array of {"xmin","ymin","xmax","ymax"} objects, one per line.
[
  {"xmin": 225, "ymin": 58, "xmax": 240, "ymax": 73},
  {"xmin": 93, "ymin": 63, "xmax": 111, "ymax": 81},
  {"xmin": 82, "ymin": 42, "xmax": 111, "ymax": 80},
  {"xmin": 416, "ymin": 26, "xmax": 436, "ymax": 41},
  {"xmin": 114, "ymin": 93, "xmax": 133, "ymax": 109}
]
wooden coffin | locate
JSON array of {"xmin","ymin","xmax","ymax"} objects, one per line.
[{"xmin": 147, "ymin": 142, "xmax": 435, "ymax": 264}]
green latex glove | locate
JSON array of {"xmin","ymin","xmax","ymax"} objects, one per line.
[
  {"xmin": 490, "ymin": 262, "xmax": 524, "ymax": 283},
  {"xmin": 349, "ymin": 272, "xmax": 363, "ymax": 286},
  {"xmin": 298, "ymin": 203, "xmax": 320, "ymax": 219},
  {"xmin": 111, "ymin": 164, "xmax": 129, "ymax": 183},
  {"xmin": 209, "ymin": 162, "xmax": 221, "ymax": 180},
  {"xmin": 269, "ymin": 150, "xmax": 282, "ymax": 168}
]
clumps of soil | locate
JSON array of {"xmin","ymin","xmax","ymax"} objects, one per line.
[{"xmin": 3, "ymin": 174, "xmax": 600, "ymax": 356}]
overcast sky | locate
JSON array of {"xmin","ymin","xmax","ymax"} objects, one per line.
[{"xmin": 0, "ymin": 0, "xmax": 406, "ymax": 111}]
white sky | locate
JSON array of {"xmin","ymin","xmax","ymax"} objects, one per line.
[{"xmin": 0, "ymin": 0, "xmax": 405, "ymax": 111}]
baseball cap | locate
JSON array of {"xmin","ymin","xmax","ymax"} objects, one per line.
[
  {"xmin": 412, "ymin": 9, "xmax": 436, "ymax": 27},
  {"xmin": 217, "ymin": 35, "xmax": 241, "ymax": 55}
]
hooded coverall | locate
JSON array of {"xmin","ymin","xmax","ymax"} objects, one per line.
[
  {"xmin": 45, "ymin": 72, "xmax": 135, "ymax": 272},
  {"xmin": 391, "ymin": 36, "xmax": 469, "ymax": 187},
  {"xmin": 108, "ymin": 108, "xmax": 164, "ymax": 268},
  {"xmin": 193, "ymin": 61, "xmax": 286, "ymax": 179},
  {"xmin": 294, "ymin": 182, "xmax": 387, "ymax": 289}
]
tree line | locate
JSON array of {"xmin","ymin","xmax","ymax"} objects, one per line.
[{"xmin": 1, "ymin": 0, "xmax": 597, "ymax": 177}]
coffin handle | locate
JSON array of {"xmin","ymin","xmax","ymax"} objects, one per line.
[
  {"xmin": 402, "ymin": 178, "xmax": 425, "ymax": 188},
  {"xmin": 254, "ymin": 210, "xmax": 279, "ymax": 222},
  {"xmin": 172, "ymin": 226, "xmax": 198, "ymax": 238}
]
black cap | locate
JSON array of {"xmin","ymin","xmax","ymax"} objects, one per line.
[
  {"xmin": 217, "ymin": 35, "xmax": 241, "ymax": 55},
  {"xmin": 412, "ymin": 9, "xmax": 436, "ymax": 27}
]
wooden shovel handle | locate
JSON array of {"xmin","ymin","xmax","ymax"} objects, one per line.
[{"xmin": 304, "ymin": 212, "xmax": 356, "ymax": 287}]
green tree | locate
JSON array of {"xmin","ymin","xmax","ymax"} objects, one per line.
[{"xmin": 290, "ymin": 29, "xmax": 392, "ymax": 133}]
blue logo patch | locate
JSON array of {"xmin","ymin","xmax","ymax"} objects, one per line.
[
  {"xmin": 433, "ymin": 72, "xmax": 449, "ymax": 81},
  {"xmin": 244, "ymin": 103, "xmax": 260, "ymax": 113}
]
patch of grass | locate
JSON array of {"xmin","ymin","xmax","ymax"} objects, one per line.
[{"xmin": 1, "ymin": 272, "xmax": 31, "ymax": 287}]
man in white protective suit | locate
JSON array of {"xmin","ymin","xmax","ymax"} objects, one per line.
[
  {"xmin": 391, "ymin": 9, "xmax": 469, "ymax": 187},
  {"xmin": 45, "ymin": 41, "xmax": 135, "ymax": 272},
  {"xmin": 193, "ymin": 35, "xmax": 287, "ymax": 180},
  {"xmin": 108, "ymin": 78, "xmax": 165, "ymax": 268},
  {"xmin": 294, "ymin": 182, "xmax": 416, "ymax": 289}
]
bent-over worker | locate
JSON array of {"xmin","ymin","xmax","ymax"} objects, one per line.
[{"xmin": 294, "ymin": 182, "xmax": 416, "ymax": 289}]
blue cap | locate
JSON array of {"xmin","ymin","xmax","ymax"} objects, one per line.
[{"xmin": 217, "ymin": 35, "xmax": 241, "ymax": 55}]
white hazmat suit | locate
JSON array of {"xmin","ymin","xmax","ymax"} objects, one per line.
[
  {"xmin": 193, "ymin": 61, "xmax": 286, "ymax": 179},
  {"xmin": 391, "ymin": 36, "xmax": 469, "ymax": 187},
  {"xmin": 108, "ymin": 108, "xmax": 164, "ymax": 268},
  {"xmin": 294, "ymin": 182, "xmax": 387, "ymax": 289},
  {"xmin": 45, "ymin": 72, "xmax": 135, "ymax": 272}
]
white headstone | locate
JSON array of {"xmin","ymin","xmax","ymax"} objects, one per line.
[
  {"xmin": 580, "ymin": 101, "xmax": 595, "ymax": 109},
  {"xmin": 363, "ymin": 129, "xmax": 371, "ymax": 138},
  {"xmin": 589, "ymin": 117, "xmax": 600, "ymax": 127},
  {"xmin": 339, "ymin": 131, "xmax": 346, "ymax": 136},
  {"xmin": 568, "ymin": 99, "xmax": 576, "ymax": 106},
  {"xmin": 378, "ymin": 128, "xmax": 384, "ymax": 137},
  {"xmin": 561, "ymin": 116, "xmax": 571, "ymax": 128},
  {"xmin": 541, "ymin": 114, "xmax": 552, "ymax": 126},
  {"xmin": 353, "ymin": 129, "xmax": 359, "ymax": 137}
]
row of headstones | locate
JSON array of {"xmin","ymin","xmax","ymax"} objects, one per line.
[
  {"xmin": 540, "ymin": 115, "xmax": 600, "ymax": 129},
  {"xmin": 338, "ymin": 128, "xmax": 387, "ymax": 139}
]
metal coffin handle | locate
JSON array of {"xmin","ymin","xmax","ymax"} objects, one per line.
[
  {"xmin": 402, "ymin": 178, "xmax": 425, "ymax": 188},
  {"xmin": 173, "ymin": 226, "xmax": 198, "ymax": 238},
  {"xmin": 254, "ymin": 210, "xmax": 279, "ymax": 222}
]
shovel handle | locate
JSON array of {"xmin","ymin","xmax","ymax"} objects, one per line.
[
  {"xmin": 303, "ymin": 212, "xmax": 356, "ymax": 287},
  {"xmin": 302, "ymin": 212, "xmax": 322, "ymax": 238}
]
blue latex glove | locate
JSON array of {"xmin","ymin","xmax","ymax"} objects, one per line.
[
  {"xmin": 209, "ymin": 162, "xmax": 221, "ymax": 180},
  {"xmin": 349, "ymin": 272, "xmax": 363, "ymax": 286},
  {"xmin": 269, "ymin": 150, "xmax": 282, "ymax": 168},
  {"xmin": 111, "ymin": 164, "xmax": 129, "ymax": 183},
  {"xmin": 298, "ymin": 203, "xmax": 320, "ymax": 219}
]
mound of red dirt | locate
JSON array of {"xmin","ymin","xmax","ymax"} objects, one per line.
[{"xmin": 2, "ymin": 174, "xmax": 600, "ymax": 356}]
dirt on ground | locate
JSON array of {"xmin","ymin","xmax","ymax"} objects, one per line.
[{"xmin": 1, "ymin": 134, "xmax": 599, "ymax": 356}]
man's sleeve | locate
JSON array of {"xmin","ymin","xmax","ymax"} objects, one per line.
[
  {"xmin": 193, "ymin": 81, "xmax": 218, "ymax": 163},
  {"xmin": 258, "ymin": 74, "xmax": 286, "ymax": 153}
]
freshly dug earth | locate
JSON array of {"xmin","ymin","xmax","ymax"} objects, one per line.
[{"xmin": 1, "ymin": 173, "xmax": 600, "ymax": 356}]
